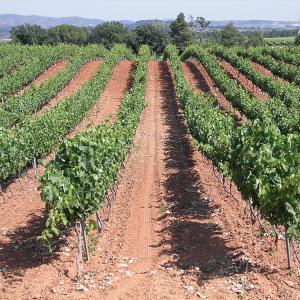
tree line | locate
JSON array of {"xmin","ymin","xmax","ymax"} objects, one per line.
[{"xmin": 11, "ymin": 13, "xmax": 297, "ymax": 53}]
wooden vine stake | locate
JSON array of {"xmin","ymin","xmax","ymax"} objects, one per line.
[
  {"xmin": 0, "ymin": 184, "xmax": 4, "ymax": 202},
  {"xmin": 248, "ymin": 197, "xmax": 257, "ymax": 224},
  {"xmin": 285, "ymin": 226, "xmax": 292, "ymax": 269},
  {"xmin": 33, "ymin": 157, "xmax": 37, "ymax": 177},
  {"xmin": 75, "ymin": 222, "xmax": 84, "ymax": 276},
  {"xmin": 75, "ymin": 219, "xmax": 90, "ymax": 276},
  {"xmin": 96, "ymin": 212, "xmax": 103, "ymax": 234},
  {"xmin": 80, "ymin": 219, "xmax": 90, "ymax": 262}
]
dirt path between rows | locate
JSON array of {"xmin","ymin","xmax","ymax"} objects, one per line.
[
  {"xmin": 1, "ymin": 61, "xmax": 299, "ymax": 300},
  {"xmin": 34, "ymin": 60, "xmax": 68, "ymax": 87},
  {"xmin": 219, "ymin": 59, "xmax": 269, "ymax": 101},
  {"xmin": 15, "ymin": 60, "xmax": 68, "ymax": 97},
  {"xmin": 69, "ymin": 60, "xmax": 135, "ymax": 137},
  {"xmin": 251, "ymin": 61, "xmax": 289, "ymax": 84},
  {"xmin": 93, "ymin": 61, "xmax": 298, "ymax": 300},
  {"xmin": 182, "ymin": 60, "xmax": 247, "ymax": 124},
  {"xmin": 37, "ymin": 60, "xmax": 101, "ymax": 116},
  {"xmin": 0, "ymin": 60, "xmax": 135, "ymax": 300}
]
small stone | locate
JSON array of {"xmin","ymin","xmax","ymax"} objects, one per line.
[
  {"xmin": 184, "ymin": 285, "xmax": 195, "ymax": 293},
  {"xmin": 125, "ymin": 270, "xmax": 134, "ymax": 277},
  {"xmin": 245, "ymin": 284, "xmax": 255, "ymax": 291},
  {"xmin": 76, "ymin": 284, "xmax": 88, "ymax": 292},
  {"xmin": 149, "ymin": 270, "xmax": 157, "ymax": 275},
  {"xmin": 231, "ymin": 283, "xmax": 245, "ymax": 294},
  {"xmin": 118, "ymin": 263, "xmax": 128, "ymax": 268},
  {"xmin": 196, "ymin": 292, "xmax": 208, "ymax": 298}
]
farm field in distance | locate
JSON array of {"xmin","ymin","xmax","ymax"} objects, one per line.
[
  {"xmin": 0, "ymin": 43, "xmax": 300, "ymax": 300},
  {"xmin": 264, "ymin": 36, "xmax": 296, "ymax": 45}
]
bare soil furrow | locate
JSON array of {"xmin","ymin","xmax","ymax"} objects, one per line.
[
  {"xmin": 0, "ymin": 60, "xmax": 134, "ymax": 299},
  {"xmin": 181, "ymin": 61, "xmax": 210, "ymax": 93},
  {"xmin": 251, "ymin": 61, "xmax": 288, "ymax": 84},
  {"xmin": 15, "ymin": 60, "xmax": 68, "ymax": 97},
  {"xmin": 37, "ymin": 60, "xmax": 101, "ymax": 116},
  {"xmin": 184, "ymin": 60, "xmax": 247, "ymax": 124},
  {"xmin": 91, "ymin": 60, "xmax": 299, "ymax": 300},
  {"xmin": 34, "ymin": 60, "xmax": 68, "ymax": 87},
  {"xmin": 0, "ymin": 60, "xmax": 299, "ymax": 300},
  {"xmin": 220, "ymin": 59, "xmax": 269, "ymax": 101},
  {"xmin": 69, "ymin": 60, "xmax": 135, "ymax": 137}
]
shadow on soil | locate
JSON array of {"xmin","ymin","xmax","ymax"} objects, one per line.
[
  {"xmin": 0, "ymin": 207, "xmax": 68, "ymax": 284},
  {"xmin": 152, "ymin": 61, "xmax": 273, "ymax": 286},
  {"xmin": 0, "ymin": 60, "xmax": 137, "ymax": 285},
  {"xmin": 183, "ymin": 61, "xmax": 210, "ymax": 93}
]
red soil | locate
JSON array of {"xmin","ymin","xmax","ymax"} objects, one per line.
[
  {"xmin": 0, "ymin": 61, "xmax": 299, "ymax": 300},
  {"xmin": 182, "ymin": 60, "xmax": 247, "ymax": 124},
  {"xmin": 37, "ymin": 60, "xmax": 102, "ymax": 116},
  {"xmin": 34, "ymin": 60, "xmax": 68, "ymax": 87},
  {"xmin": 220, "ymin": 59, "xmax": 269, "ymax": 101},
  {"xmin": 0, "ymin": 60, "xmax": 134, "ymax": 299},
  {"xmin": 69, "ymin": 60, "xmax": 135, "ymax": 137},
  {"xmin": 251, "ymin": 62, "xmax": 288, "ymax": 84},
  {"xmin": 181, "ymin": 61, "xmax": 210, "ymax": 93},
  {"xmin": 15, "ymin": 60, "xmax": 68, "ymax": 96}
]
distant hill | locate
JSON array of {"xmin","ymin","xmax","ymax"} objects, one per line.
[
  {"xmin": 0, "ymin": 14, "xmax": 299, "ymax": 39},
  {"xmin": 0, "ymin": 14, "xmax": 106, "ymax": 28}
]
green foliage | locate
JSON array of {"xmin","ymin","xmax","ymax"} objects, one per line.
[
  {"xmin": 164, "ymin": 44, "xmax": 234, "ymax": 176},
  {"xmin": 0, "ymin": 46, "xmax": 68, "ymax": 99},
  {"xmin": 166, "ymin": 43, "xmax": 300, "ymax": 238},
  {"xmin": 258, "ymin": 46, "xmax": 300, "ymax": 67},
  {"xmin": 48, "ymin": 25, "xmax": 89, "ymax": 45},
  {"xmin": 219, "ymin": 22, "xmax": 245, "ymax": 47},
  {"xmin": 244, "ymin": 36, "xmax": 264, "ymax": 47},
  {"xmin": 231, "ymin": 120, "xmax": 300, "ymax": 235},
  {"xmin": 11, "ymin": 24, "xmax": 48, "ymax": 45},
  {"xmin": 0, "ymin": 45, "xmax": 133, "ymax": 183},
  {"xmin": 0, "ymin": 45, "xmax": 108, "ymax": 128},
  {"xmin": 0, "ymin": 45, "xmax": 38, "ymax": 78},
  {"xmin": 265, "ymin": 36, "xmax": 295, "ymax": 46},
  {"xmin": 170, "ymin": 13, "xmax": 194, "ymax": 52},
  {"xmin": 40, "ymin": 45, "xmax": 151, "ymax": 241},
  {"xmin": 134, "ymin": 23, "xmax": 171, "ymax": 55},
  {"xmin": 188, "ymin": 16, "xmax": 210, "ymax": 42},
  {"xmin": 182, "ymin": 45, "xmax": 272, "ymax": 120},
  {"xmin": 89, "ymin": 22, "xmax": 133, "ymax": 49},
  {"xmin": 295, "ymin": 35, "xmax": 300, "ymax": 45},
  {"xmin": 183, "ymin": 45, "xmax": 300, "ymax": 134},
  {"xmin": 237, "ymin": 47, "xmax": 300, "ymax": 86}
]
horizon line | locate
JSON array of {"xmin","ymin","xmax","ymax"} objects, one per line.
[{"xmin": 0, "ymin": 13, "xmax": 299, "ymax": 23}]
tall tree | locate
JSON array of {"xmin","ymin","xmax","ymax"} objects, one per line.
[
  {"xmin": 134, "ymin": 23, "xmax": 171, "ymax": 55},
  {"xmin": 189, "ymin": 16, "xmax": 210, "ymax": 42},
  {"xmin": 89, "ymin": 22, "xmax": 132, "ymax": 49},
  {"xmin": 170, "ymin": 13, "xmax": 194, "ymax": 52},
  {"xmin": 11, "ymin": 24, "xmax": 48, "ymax": 45},
  {"xmin": 197, "ymin": 17, "xmax": 210, "ymax": 33},
  {"xmin": 219, "ymin": 22, "xmax": 245, "ymax": 47},
  {"xmin": 48, "ymin": 25, "xmax": 88, "ymax": 45}
]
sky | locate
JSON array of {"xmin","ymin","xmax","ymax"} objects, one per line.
[{"xmin": 0, "ymin": 0, "xmax": 299, "ymax": 21}]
